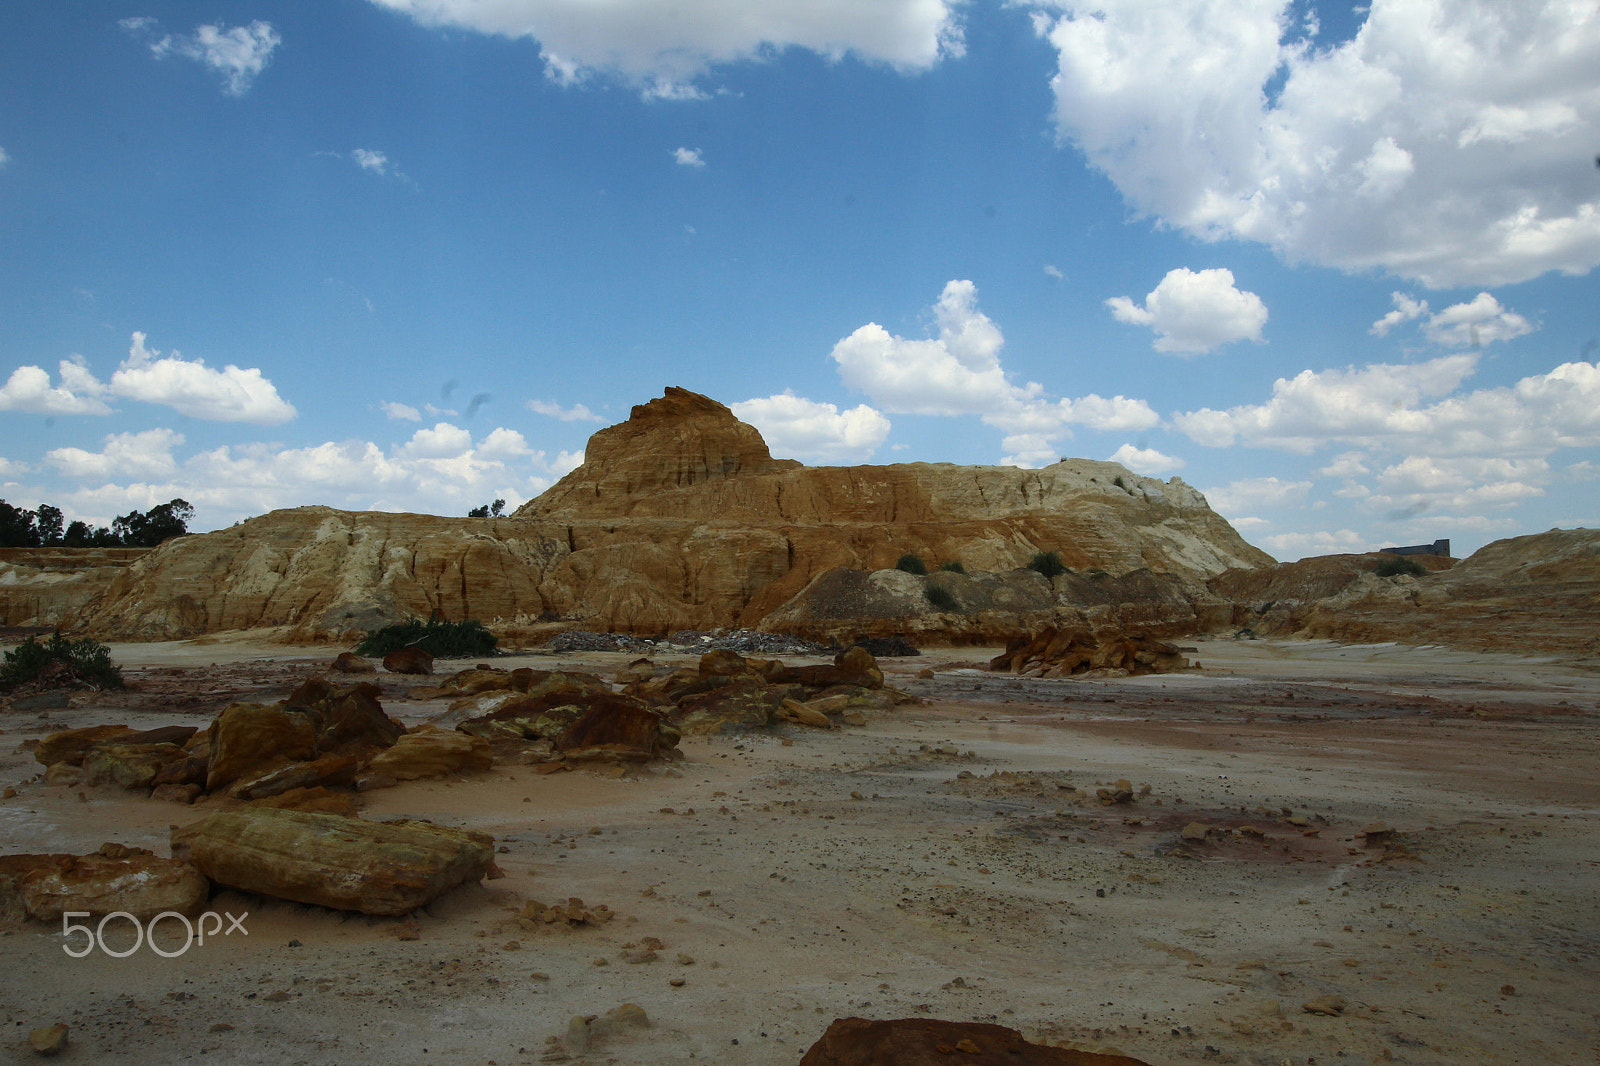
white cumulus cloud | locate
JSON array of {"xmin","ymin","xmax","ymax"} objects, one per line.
[
  {"xmin": 37, "ymin": 424, "xmax": 579, "ymax": 529},
  {"xmin": 110, "ymin": 332, "xmax": 297, "ymax": 424},
  {"xmin": 1032, "ymin": 0, "xmax": 1600, "ymax": 287},
  {"xmin": 526, "ymin": 399, "xmax": 603, "ymax": 422},
  {"xmin": 0, "ymin": 359, "xmax": 113, "ymax": 416},
  {"xmin": 381, "ymin": 401, "xmax": 422, "ymax": 422},
  {"xmin": 1421, "ymin": 293, "xmax": 1536, "ymax": 348},
  {"xmin": 731, "ymin": 392, "xmax": 891, "ymax": 464},
  {"xmin": 124, "ymin": 18, "xmax": 282, "ymax": 96},
  {"xmin": 46, "ymin": 429, "xmax": 184, "ymax": 482},
  {"xmin": 1106, "ymin": 267, "xmax": 1267, "ymax": 354},
  {"xmin": 367, "ymin": 0, "xmax": 963, "ymax": 97},
  {"xmin": 673, "ymin": 147, "xmax": 705, "ymax": 168},
  {"xmin": 1107, "ymin": 443, "xmax": 1184, "ymax": 475},
  {"xmin": 832, "ymin": 279, "xmax": 1159, "ymax": 467}
]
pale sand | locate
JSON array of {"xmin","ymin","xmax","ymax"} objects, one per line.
[{"xmin": 1, "ymin": 637, "xmax": 1596, "ymax": 1065}]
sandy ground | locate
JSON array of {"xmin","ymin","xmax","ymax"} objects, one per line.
[{"xmin": 1, "ymin": 635, "xmax": 1597, "ymax": 1065}]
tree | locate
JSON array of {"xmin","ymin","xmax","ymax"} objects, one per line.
[
  {"xmin": 35, "ymin": 504, "xmax": 64, "ymax": 546},
  {"xmin": 469, "ymin": 498, "xmax": 506, "ymax": 518},
  {"xmin": 112, "ymin": 499, "xmax": 193, "ymax": 547},
  {"xmin": 1, "ymin": 498, "xmax": 191, "ymax": 549},
  {"xmin": 0, "ymin": 501, "xmax": 39, "ymax": 548}
]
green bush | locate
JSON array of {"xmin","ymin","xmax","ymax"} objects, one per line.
[
  {"xmin": 938, "ymin": 560, "xmax": 966, "ymax": 573},
  {"xmin": 354, "ymin": 617, "xmax": 500, "ymax": 659},
  {"xmin": 923, "ymin": 585, "xmax": 960, "ymax": 612},
  {"xmin": 1374, "ymin": 555, "xmax": 1426, "ymax": 578},
  {"xmin": 0, "ymin": 631, "xmax": 124, "ymax": 691},
  {"xmin": 895, "ymin": 553, "xmax": 928, "ymax": 575},
  {"xmin": 1027, "ymin": 550, "xmax": 1067, "ymax": 579}
]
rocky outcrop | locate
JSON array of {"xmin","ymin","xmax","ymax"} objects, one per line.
[
  {"xmin": 1215, "ymin": 529, "xmax": 1600, "ymax": 655},
  {"xmin": 0, "ymin": 548, "xmax": 146, "ymax": 628},
  {"xmin": 27, "ymin": 388, "xmax": 1268, "ymax": 643}
]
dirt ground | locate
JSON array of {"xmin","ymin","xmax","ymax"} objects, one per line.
[{"xmin": 2, "ymin": 634, "xmax": 1597, "ymax": 1065}]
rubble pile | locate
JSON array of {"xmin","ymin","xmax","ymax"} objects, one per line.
[{"xmin": 988, "ymin": 626, "xmax": 1192, "ymax": 679}]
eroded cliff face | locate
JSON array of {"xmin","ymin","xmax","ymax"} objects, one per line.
[{"xmin": 24, "ymin": 388, "xmax": 1274, "ymax": 642}]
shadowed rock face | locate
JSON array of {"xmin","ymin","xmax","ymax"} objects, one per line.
[{"xmin": 13, "ymin": 388, "xmax": 1272, "ymax": 642}]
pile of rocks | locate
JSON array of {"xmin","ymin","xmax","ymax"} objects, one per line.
[
  {"xmin": 989, "ymin": 626, "xmax": 1191, "ymax": 679},
  {"xmin": 433, "ymin": 646, "xmax": 912, "ymax": 751},
  {"xmin": 31, "ymin": 674, "xmax": 488, "ymax": 810}
]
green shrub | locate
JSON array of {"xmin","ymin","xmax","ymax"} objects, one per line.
[
  {"xmin": 923, "ymin": 585, "xmax": 960, "ymax": 612},
  {"xmin": 1027, "ymin": 550, "xmax": 1067, "ymax": 579},
  {"xmin": 1374, "ymin": 555, "xmax": 1426, "ymax": 578},
  {"xmin": 895, "ymin": 553, "xmax": 928, "ymax": 575},
  {"xmin": 0, "ymin": 631, "xmax": 124, "ymax": 691},
  {"xmin": 354, "ymin": 617, "xmax": 500, "ymax": 659},
  {"xmin": 938, "ymin": 560, "xmax": 966, "ymax": 573}
]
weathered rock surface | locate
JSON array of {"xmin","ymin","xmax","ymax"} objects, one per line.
[
  {"xmin": 989, "ymin": 626, "xmax": 1191, "ymax": 678},
  {"xmin": 170, "ymin": 807, "xmax": 495, "ymax": 916},
  {"xmin": 361, "ymin": 725, "xmax": 492, "ymax": 780},
  {"xmin": 26, "ymin": 388, "xmax": 1268, "ymax": 642},
  {"xmin": 796, "ymin": 1017, "xmax": 1155, "ymax": 1066},
  {"xmin": 0, "ymin": 847, "xmax": 209, "ymax": 922}
]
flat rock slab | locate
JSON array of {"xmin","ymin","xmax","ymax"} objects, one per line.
[
  {"xmin": 797, "ymin": 1018, "xmax": 1155, "ymax": 1066},
  {"xmin": 170, "ymin": 808, "xmax": 494, "ymax": 916}
]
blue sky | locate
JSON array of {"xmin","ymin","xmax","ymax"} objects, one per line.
[{"xmin": 1, "ymin": 0, "xmax": 1597, "ymax": 560}]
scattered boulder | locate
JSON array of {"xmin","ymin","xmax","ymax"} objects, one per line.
[
  {"xmin": 1, "ymin": 845, "xmax": 208, "ymax": 922},
  {"xmin": 81, "ymin": 742, "xmax": 188, "ymax": 790},
  {"xmin": 382, "ymin": 647, "xmax": 434, "ymax": 675},
  {"xmin": 232, "ymin": 752, "xmax": 358, "ymax": 799},
  {"xmin": 171, "ymin": 807, "xmax": 494, "ymax": 916},
  {"xmin": 361, "ymin": 726, "xmax": 492, "ymax": 781},
  {"xmin": 32, "ymin": 725, "xmax": 135, "ymax": 768},
  {"xmin": 797, "ymin": 1017, "xmax": 1155, "ymax": 1065},
  {"xmin": 205, "ymin": 702, "xmax": 318, "ymax": 793},
  {"xmin": 555, "ymin": 696, "xmax": 679, "ymax": 761},
  {"xmin": 330, "ymin": 651, "xmax": 376, "ymax": 674},
  {"xmin": 670, "ymin": 677, "xmax": 787, "ymax": 735}
]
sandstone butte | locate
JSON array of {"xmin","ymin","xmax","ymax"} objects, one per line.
[
  {"xmin": 0, "ymin": 388, "xmax": 1265, "ymax": 644},
  {"xmin": 0, "ymin": 386, "xmax": 1594, "ymax": 654}
]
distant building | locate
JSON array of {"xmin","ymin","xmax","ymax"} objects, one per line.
[{"xmin": 1380, "ymin": 538, "xmax": 1450, "ymax": 558}]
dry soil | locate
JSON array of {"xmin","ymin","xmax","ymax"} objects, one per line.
[{"xmin": 1, "ymin": 635, "xmax": 1596, "ymax": 1065}]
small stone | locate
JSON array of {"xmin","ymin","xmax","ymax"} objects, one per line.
[
  {"xmin": 209, "ymin": 1023, "xmax": 234, "ymax": 1033},
  {"xmin": 669, "ymin": 977, "xmax": 687, "ymax": 987},
  {"xmin": 1500, "ymin": 984, "xmax": 1516, "ymax": 996},
  {"xmin": 262, "ymin": 990, "xmax": 292, "ymax": 1003},
  {"xmin": 29, "ymin": 1024, "xmax": 69, "ymax": 1056},
  {"xmin": 3, "ymin": 787, "xmax": 17, "ymax": 799},
  {"xmin": 1301, "ymin": 994, "xmax": 1346, "ymax": 1016},
  {"xmin": 1181, "ymin": 822, "xmax": 1211, "ymax": 841},
  {"xmin": 530, "ymin": 972, "xmax": 550, "ymax": 982}
]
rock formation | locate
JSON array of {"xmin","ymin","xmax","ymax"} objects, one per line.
[
  {"xmin": 7, "ymin": 388, "xmax": 1269, "ymax": 643},
  {"xmin": 1213, "ymin": 528, "xmax": 1600, "ymax": 656}
]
